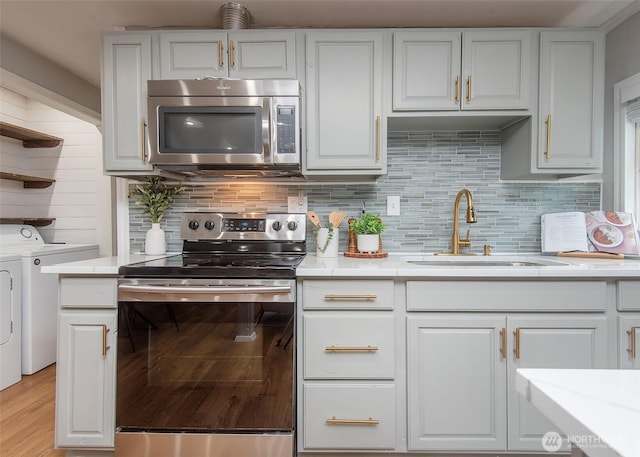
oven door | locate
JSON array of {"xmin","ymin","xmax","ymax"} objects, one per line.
[{"xmin": 115, "ymin": 278, "xmax": 295, "ymax": 457}]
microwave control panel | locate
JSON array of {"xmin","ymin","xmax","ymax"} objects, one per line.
[{"xmin": 276, "ymin": 106, "xmax": 296, "ymax": 154}]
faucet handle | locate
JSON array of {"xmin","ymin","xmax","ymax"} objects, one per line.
[{"xmin": 459, "ymin": 229, "xmax": 472, "ymax": 248}]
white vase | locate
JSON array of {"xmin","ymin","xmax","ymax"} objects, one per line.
[
  {"xmin": 356, "ymin": 234, "xmax": 379, "ymax": 253},
  {"xmin": 316, "ymin": 227, "xmax": 339, "ymax": 258},
  {"xmin": 145, "ymin": 223, "xmax": 166, "ymax": 255}
]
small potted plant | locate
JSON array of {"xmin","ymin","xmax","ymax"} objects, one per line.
[
  {"xmin": 349, "ymin": 213, "xmax": 385, "ymax": 253},
  {"xmin": 131, "ymin": 176, "xmax": 185, "ymax": 255}
]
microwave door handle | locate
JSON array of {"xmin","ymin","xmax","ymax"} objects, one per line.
[{"xmin": 264, "ymin": 97, "xmax": 272, "ymax": 163}]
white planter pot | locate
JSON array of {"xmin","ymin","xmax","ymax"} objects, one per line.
[
  {"xmin": 356, "ymin": 234, "xmax": 379, "ymax": 253},
  {"xmin": 316, "ymin": 228, "xmax": 339, "ymax": 258},
  {"xmin": 145, "ymin": 223, "xmax": 166, "ymax": 255}
]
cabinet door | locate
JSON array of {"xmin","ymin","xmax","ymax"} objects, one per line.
[
  {"xmin": 537, "ymin": 31, "xmax": 604, "ymax": 170},
  {"xmin": 619, "ymin": 316, "xmax": 640, "ymax": 369},
  {"xmin": 507, "ymin": 315, "xmax": 607, "ymax": 452},
  {"xmin": 462, "ymin": 31, "xmax": 531, "ymax": 110},
  {"xmin": 407, "ymin": 315, "xmax": 507, "ymax": 451},
  {"xmin": 228, "ymin": 31, "xmax": 296, "ymax": 79},
  {"xmin": 102, "ymin": 33, "xmax": 154, "ymax": 173},
  {"xmin": 305, "ymin": 31, "xmax": 385, "ymax": 173},
  {"xmin": 159, "ymin": 31, "xmax": 227, "ymax": 79},
  {"xmin": 56, "ymin": 311, "xmax": 117, "ymax": 448},
  {"xmin": 393, "ymin": 31, "xmax": 461, "ymax": 110}
]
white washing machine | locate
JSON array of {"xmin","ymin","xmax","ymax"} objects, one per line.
[
  {"xmin": 0, "ymin": 225, "xmax": 99, "ymax": 375},
  {"xmin": 0, "ymin": 253, "xmax": 22, "ymax": 390}
]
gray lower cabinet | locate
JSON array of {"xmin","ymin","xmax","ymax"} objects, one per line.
[
  {"xmin": 617, "ymin": 281, "xmax": 640, "ymax": 369},
  {"xmin": 405, "ymin": 279, "xmax": 609, "ymax": 453},
  {"xmin": 55, "ymin": 277, "xmax": 118, "ymax": 450},
  {"xmin": 298, "ymin": 279, "xmax": 397, "ymax": 452},
  {"xmin": 407, "ymin": 315, "xmax": 507, "ymax": 451},
  {"xmin": 406, "ymin": 313, "xmax": 607, "ymax": 453}
]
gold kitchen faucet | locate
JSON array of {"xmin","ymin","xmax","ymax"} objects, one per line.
[{"xmin": 449, "ymin": 188, "xmax": 477, "ymax": 255}]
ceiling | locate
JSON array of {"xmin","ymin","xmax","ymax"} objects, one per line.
[{"xmin": 1, "ymin": 0, "xmax": 640, "ymax": 88}]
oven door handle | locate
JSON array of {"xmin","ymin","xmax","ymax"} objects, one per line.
[{"xmin": 118, "ymin": 284, "xmax": 292, "ymax": 294}]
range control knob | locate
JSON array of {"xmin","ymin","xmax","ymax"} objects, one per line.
[
  {"xmin": 188, "ymin": 220, "xmax": 199, "ymax": 230},
  {"xmin": 204, "ymin": 220, "xmax": 215, "ymax": 230},
  {"xmin": 287, "ymin": 221, "xmax": 298, "ymax": 231},
  {"xmin": 271, "ymin": 221, "xmax": 282, "ymax": 231}
]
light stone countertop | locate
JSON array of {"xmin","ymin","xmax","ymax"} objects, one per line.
[
  {"xmin": 40, "ymin": 251, "xmax": 640, "ymax": 278},
  {"xmin": 297, "ymin": 252, "xmax": 640, "ymax": 278},
  {"xmin": 41, "ymin": 253, "xmax": 180, "ymax": 275},
  {"xmin": 515, "ymin": 369, "xmax": 640, "ymax": 457}
]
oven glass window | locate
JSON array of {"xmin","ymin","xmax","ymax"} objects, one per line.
[
  {"xmin": 116, "ymin": 301, "xmax": 293, "ymax": 432},
  {"xmin": 159, "ymin": 106, "xmax": 262, "ymax": 154}
]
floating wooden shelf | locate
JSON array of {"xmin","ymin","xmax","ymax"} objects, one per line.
[
  {"xmin": 0, "ymin": 121, "xmax": 63, "ymax": 148},
  {"xmin": 0, "ymin": 171, "xmax": 55, "ymax": 189},
  {"xmin": 0, "ymin": 218, "xmax": 55, "ymax": 227}
]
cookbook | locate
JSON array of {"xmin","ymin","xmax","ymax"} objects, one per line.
[{"xmin": 541, "ymin": 211, "xmax": 640, "ymax": 255}]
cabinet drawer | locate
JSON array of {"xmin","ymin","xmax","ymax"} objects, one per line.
[
  {"xmin": 407, "ymin": 280, "xmax": 607, "ymax": 312},
  {"xmin": 618, "ymin": 281, "xmax": 640, "ymax": 311},
  {"xmin": 302, "ymin": 280, "xmax": 394, "ymax": 310},
  {"xmin": 303, "ymin": 383, "xmax": 396, "ymax": 450},
  {"xmin": 303, "ymin": 314, "xmax": 395, "ymax": 379},
  {"xmin": 60, "ymin": 277, "xmax": 118, "ymax": 308}
]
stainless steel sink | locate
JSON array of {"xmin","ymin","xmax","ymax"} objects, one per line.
[{"xmin": 405, "ymin": 259, "xmax": 567, "ymax": 267}]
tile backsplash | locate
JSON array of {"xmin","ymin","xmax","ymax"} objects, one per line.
[{"xmin": 129, "ymin": 130, "xmax": 601, "ymax": 254}]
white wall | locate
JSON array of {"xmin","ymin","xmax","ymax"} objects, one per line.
[
  {"xmin": 0, "ymin": 87, "xmax": 112, "ymax": 255},
  {"xmin": 603, "ymin": 11, "xmax": 640, "ymax": 209}
]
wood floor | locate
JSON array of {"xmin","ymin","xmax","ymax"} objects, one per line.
[{"xmin": 0, "ymin": 364, "xmax": 65, "ymax": 457}]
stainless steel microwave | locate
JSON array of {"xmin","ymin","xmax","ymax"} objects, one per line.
[{"xmin": 147, "ymin": 79, "xmax": 301, "ymax": 177}]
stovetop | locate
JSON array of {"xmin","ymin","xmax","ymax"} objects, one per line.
[{"xmin": 120, "ymin": 212, "xmax": 307, "ymax": 279}]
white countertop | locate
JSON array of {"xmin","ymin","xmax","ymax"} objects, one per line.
[
  {"xmin": 40, "ymin": 251, "xmax": 640, "ymax": 278},
  {"xmin": 297, "ymin": 253, "xmax": 640, "ymax": 278},
  {"xmin": 41, "ymin": 253, "xmax": 179, "ymax": 275},
  {"xmin": 515, "ymin": 369, "xmax": 640, "ymax": 457}
]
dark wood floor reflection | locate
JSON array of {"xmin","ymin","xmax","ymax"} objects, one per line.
[{"xmin": 117, "ymin": 302, "xmax": 294, "ymax": 431}]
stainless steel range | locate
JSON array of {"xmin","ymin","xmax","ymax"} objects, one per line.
[{"xmin": 115, "ymin": 212, "xmax": 305, "ymax": 457}]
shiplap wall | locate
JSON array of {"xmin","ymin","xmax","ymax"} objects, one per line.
[{"xmin": 0, "ymin": 88, "xmax": 112, "ymax": 255}]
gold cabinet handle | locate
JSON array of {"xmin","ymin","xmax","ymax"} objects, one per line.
[
  {"xmin": 102, "ymin": 325, "xmax": 111, "ymax": 357},
  {"xmin": 627, "ymin": 327, "xmax": 638, "ymax": 359},
  {"xmin": 500, "ymin": 328, "xmax": 507, "ymax": 359},
  {"xmin": 325, "ymin": 345, "xmax": 379, "ymax": 352},
  {"xmin": 229, "ymin": 40, "xmax": 235, "ymax": 68},
  {"xmin": 326, "ymin": 416, "xmax": 380, "ymax": 426},
  {"xmin": 140, "ymin": 117, "xmax": 147, "ymax": 162},
  {"xmin": 218, "ymin": 40, "xmax": 224, "ymax": 68},
  {"xmin": 466, "ymin": 75, "xmax": 472, "ymax": 102},
  {"xmin": 513, "ymin": 328, "xmax": 521, "ymax": 359},
  {"xmin": 544, "ymin": 114, "xmax": 552, "ymax": 159},
  {"xmin": 324, "ymin": 294, "xmax": 377, "ymax": 301},
  {"xmin": 375, "ymin": 115, "xmax": 381, "ymax": 161},
  {"xmin": 455, "ymin": 75, "xmax": 461, "ymax": 102}
]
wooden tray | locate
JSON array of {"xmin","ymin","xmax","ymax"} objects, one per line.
[
  {"xmin": 344, "ymin": 251, "xmax": 388, "ymax": 259},
  {"xmin": 557, "ymin": 251, "xmax": 624, "ymax": 260}
]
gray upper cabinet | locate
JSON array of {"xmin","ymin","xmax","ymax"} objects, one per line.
[
  {"xmin": 536, "ymin": 31, "xmax": 604, "ymax": 170},
  {"xmin": 159, "ymin": 30, "xmax": 297, "ymax": 80},
  {"xmin": 393, "ymin": 30, "xmax": 532, "ymax": 111},
  {"xmin": 305, "ymin": 31, "xmax": 386, "ymax": 175},
  {"xmin": 102, "ymin": 33, "xmax": 154, "ymax": 174},
  {"xmin": 501, "ymin": 30, "xmax": 604, "ymax": 179}
]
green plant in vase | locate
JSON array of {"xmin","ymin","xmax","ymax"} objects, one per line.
[
  {"xmin": 349, "ymin": 213, "xmax": 385, "ymax": 253},
  {"xmin": 131, "ymin": 176, "xmax": 185, "ymax": 254}
]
